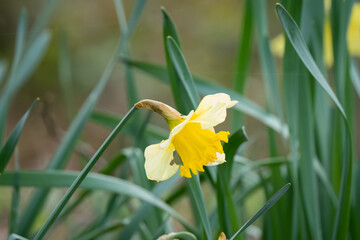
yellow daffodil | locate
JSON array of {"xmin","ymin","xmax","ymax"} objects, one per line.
[
  {"xmin": 135, "ymin": 93, "xmax": 238, "ymax": 181},
  {"xmin": 271, "ymin": 2, "xmax": 360, "ymax": 67}
]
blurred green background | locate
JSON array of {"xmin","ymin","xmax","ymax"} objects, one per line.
[
  {"xmin": 0, "ymin": 0, "xmax": 282, "ymax": 172},
  {"xmin": 0, "ymin": 1, "xmax": 277, "ymax": 238},
  {"xmin": 0, "ymin": 0, "xmax": 359, "ymax": 239}
]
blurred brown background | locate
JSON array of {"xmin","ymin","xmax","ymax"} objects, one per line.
[
  {"xmin": 0, "ymin": 0, "xmax": 282, "ymax": 238},
  {"xmin": 0, "ymin": 0, "xmax": 281, "ymax": 169}
]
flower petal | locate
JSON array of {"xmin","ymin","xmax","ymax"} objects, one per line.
[
  {"xmin": 144, "ymin": 140, "xmax": 179, "ymax": 181},
  {"xmin": 205, "ymin": 152, "xmax": 226, "ymax": 166},
  {"xmin": 167, "ymin": 110, "xmax": 194, "ymax": 142},
  {"xmin": 192, "ymin": 93, "xmax": 238, "ymax": 129},
  {"xmin": 172, "ymin": 121, "xmax": 229, "ymax": 177}
]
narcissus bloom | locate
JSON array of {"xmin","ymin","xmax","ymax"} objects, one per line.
[{"xmin": 135, "ymin": 93, "xmax": 237, "ymax": 181}]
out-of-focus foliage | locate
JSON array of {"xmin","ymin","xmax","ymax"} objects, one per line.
[{"xmin": 0, "ymin": 0, "xmax": 359, "ymax": 239}]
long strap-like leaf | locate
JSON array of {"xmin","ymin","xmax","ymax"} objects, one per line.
[
  {"xmin": 0, "ymin": 169, "xmax": 193, "ymax": 232},
  {"xmin": 32, "ymin": 107, "xmax": 137, "ymax": 239},
  {"xmin": 229, "ymin": 183, "xmax": 291, "ymax": 240},
  {"xmin": 276, "ymin": 4, "xmax": 353, "ymax": 240},
  {"xmin": 0, "ymin": 99, "xmax": 38, "ymax": 174}
]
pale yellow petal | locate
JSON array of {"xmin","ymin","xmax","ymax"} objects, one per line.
[
  {"xmin": 144, "ymin": 140, "xmax": 178, "ymax": 181},
  {"xmin": 205, "ymin": 152, "xmax": 226, "ymax": 166},
  {"xmin": 167, "ymin": 110, "xmax": 194, "ymax": 141},
  {"xmin": 192, "ymin": 93, "xmax": 237, "ymax": 129}
]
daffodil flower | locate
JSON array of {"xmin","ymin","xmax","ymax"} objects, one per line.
[{"xmin": 135, "ymin": 93, "xmax": 238, "ymax": 181}]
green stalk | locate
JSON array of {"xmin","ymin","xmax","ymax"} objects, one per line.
[
  {"xmin": 276, "ymin": 4, "xmax": 353, "ymax": 240},
  {"xmin": 232, "ymin": 0, "xmax": 253, "ymax": 128},
  {"xmin": 33, "ymin": 107, "xmax": 137, "ymax": 240}
]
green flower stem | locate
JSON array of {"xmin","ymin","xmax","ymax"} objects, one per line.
[{"xmin": 33, "ymin": 106, "xmax": 137, "ymax": 240}]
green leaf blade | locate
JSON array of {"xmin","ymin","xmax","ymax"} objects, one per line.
[
  {"xmin": 0, "ymin": 170, "xmax": 194, "ymax": 232},
  {"xmin": 33, "ymin": 107, "xmax": 137, "ymax": 239},
  {"xmin": 122, "ymin": 59, "xmax": 288, "ymax": 137},
  {"xmin": 276, "ymin": 3, "xmax": 345, "ymax": 118},
  {"xmin": 276, "ymin": 4, "xmax": 353, "ymax": 240},
  {"xmin": 229, "ymin": 183, "xmax": 291, "ymax": 240},
  {"xmin": 0, "ymin": 99, "xmax": 38, "ymax": 174},
  {"xmin": 18, "ymin": 42, "xmax": 121, "ymax": 236},
  {"xmin": 217, "ymin": 128, "xmax": 248, "ymax": 236}
]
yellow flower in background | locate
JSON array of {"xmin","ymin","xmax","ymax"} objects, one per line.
[
  {"xmin": 347, "ymin": 3, "xmax": 360, "ymax": 56},
  {"xmin": 271, "ymin": 2, "xmax": 360, "ymax": 67},
  {"xmin": 135, "ymin": 93, "xmax": 238, "ymax": 181}
]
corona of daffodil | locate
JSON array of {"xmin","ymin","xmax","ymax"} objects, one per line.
[{"xmin": 135, "ymin": 93, "xmax": 237, "ymax": 181}]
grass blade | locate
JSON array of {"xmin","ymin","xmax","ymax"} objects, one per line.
[
  {"xmin": 0, "ymin": 30, "xmax": 51, "ymax": 144},
  {"xmin": 330, "ymin": 0, "xmax": 353, "ymax": 103},
  {"xmin": 0, "ymin": 170, "xmax": 194, "ymax": 232},
  {"xmin": 350, "ymin": 162, "xmax": 360, "ymax": 239},
  {"xmin": 314, "ymin": 160, "xmax": 337, "ymax": 207},
  {"xmin": 251, "ymin": 0, "xmax": 283, "ymax": 124},
  {"xmin": 0, "ymin": 99, "xmax": 38, "ymax": 174},
  {"xmin": 76, "ymin": 221, "xmax": 127, "ymax": 240},
  {"xmin": 90, "ymin": 110, "xmax": 168, "ymax": 140},
  {"xmin": 217, "ymin": 128, "xmax": 248, "ymax": 236},
  {"xmin": 229, "ymin": 183, "xmax": 291, "ymax": 240},
  {"xmin": 165, "ymin": 37, "xmax": 200, "ymax": 109},
  {"xmin": 233, "ymin": 0, "xmax": 253, "ymax": 96},
  {"xmin": 8, "ymin": 9, "xmax": 27, "ymax": 89},
  {"xmin": 297, "ymin": 73, "xmax": 322, "ymax": 240},
  {"xmin": 116, "ymin": 176, "xmax": 192, "ymax": 239},
  {"xmin": 222, "ymin": 127, "xmax": 248, "ymax": 180},
  {"xmin": 276, "ymin": 4, "xmax": 345, "ymax": 117},
  {"xmin": 350, "ymin": 59, "xmax": 360, "ymax": 98},
  {"xmin": 162, "ymin": 8, "xmax": 191, "ymax": 114},
  {"xmin": 56, "ymin": 153, "xmax": 126, "ymax": 223},
  {"xmin": 126, "ymin": 146, "xmax": 164, "ymax": 236},
  {"xmin": 159, "ymin": 10, "xmax": 213, "ymax": 238},
  {"xmin": 28, "ymin": 0, "xmax": 59, "ymax": 44},
  {"xmin": 0, "ymin": 60, "xmax": 7, "ymax": 86},
  {"xmin": 115, "ymin": 0, "xmax": 146, "ymax": 107},
  {"xmin": 232, "ymin": 0, "xmax": 253, "ymax": 127},
  {"xmin": 163, "ymin": 26, "xmax": 211, "ymax": 239},
  {"xmin": 32, "ymin": 107, "xmax": 137, "ymax": 239},
  {"xmin": 187, "ymin": 176, "xmax": 212, "ymax": 240},
  {"xmin": 7, "ymin": 234, "xmax": 28, "ymax": 240},
  {"xmin": 276, "ymin": 4, "xmax": 353, "ymax": 240},
  {"xmin": 0, "ymin": 9, "xmax": 27, "ymax": 143},
  {"xmin": 18, "ymin": 41, "xmax": 122, "ymax": 236},
  {"xmin": 9, "ymin": 149, "xmax": 20, "ymax": 234},
  {"xmin": 280, "ymin": 1, "xmax": 303, "ymax": 238},
  {"xmin": 122, "ymin": 0, "xmax": 147, "ymax": 43},
  {"xmin": 122, "ymin": 60, "xmax": 288, "ymax": 137},
  {"xmin": 58, "ymin": 30, "xmax": 74, "ymax": 121},
  {"xmin": 10, "ymin": 30, "xmax": 51, "ymax": 96},
  {"xmin": 161, "ymin": 14, "xmax": 211, "ymax": 237}
]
